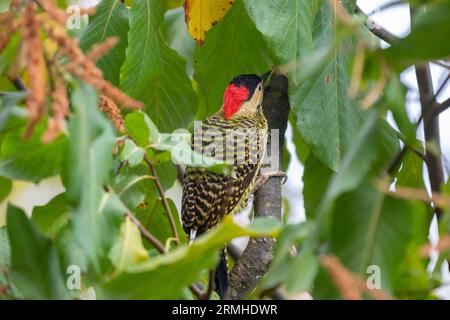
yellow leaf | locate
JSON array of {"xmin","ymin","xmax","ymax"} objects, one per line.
[
  {"xmin": 108, "ymin": 217, "xmax": 149, "ymax": 273},
  {"xmin": 184, "ymin": 0, "xmax": 235, "ymax": 44}
]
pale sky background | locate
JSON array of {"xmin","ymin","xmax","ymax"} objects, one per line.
[{"xmin": 1, "ymin": 0, "xmax": 448, "ymax": 299}]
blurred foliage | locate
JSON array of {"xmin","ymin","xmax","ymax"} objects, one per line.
[{"xmin": 0, "ymin": 0, "xmax": 449, "ymax": 300}]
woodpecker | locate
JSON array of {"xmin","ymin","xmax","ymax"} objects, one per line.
[{"xmin": 181, "ymin": 74, "xmax": 268, "ymax": 298}]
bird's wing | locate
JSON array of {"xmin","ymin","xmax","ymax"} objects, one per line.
[{"xmin": 181, "ymin": 113, "xmax": 266, "ymax": 235}]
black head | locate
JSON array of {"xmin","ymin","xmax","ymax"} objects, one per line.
[{"xmin": 229, "ymin": 74, "xmax": 262, "ymax": 100}]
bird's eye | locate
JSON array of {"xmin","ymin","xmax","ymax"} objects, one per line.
[{"xmin": 258, "ymin": 85, "xmax": 262, "ymax": 91}]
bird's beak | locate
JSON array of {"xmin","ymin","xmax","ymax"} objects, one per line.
[{"xmin": 261, "ymin": 70, "xmax": 273, "ymax": 87}]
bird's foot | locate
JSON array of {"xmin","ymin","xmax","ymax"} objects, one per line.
[{"xmin": 254, "ymin": 171, "xmax": 287, "ymax": 190}]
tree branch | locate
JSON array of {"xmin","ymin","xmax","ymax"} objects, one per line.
[
  {"xmin": 435, "ymin": 97, "xmax": 450, "ymax": 115},
  {"xmin": 228, "ymin": 71, "xmax": 290, "ymax": 300},
  {"xmin": 415, "ymin": 64, "xmax": 444, "ymax": 217},
  {"xmin": 355, "ymin": 5, "xmax": 399, "ymax": 44},
  {"xmin": 143, "ymin": 156, "xmax": 180, "ymax": 244},
  {"xmin": 126, "ymin": 211, "xmax": 205, "ymax": 299},
  {"xmin": 126, "ymin": 211, "xmax": 166, "ymax": 254},
  {"xmin": 358, "ymin": 4, "xmax": 446, "ymax": 217}
]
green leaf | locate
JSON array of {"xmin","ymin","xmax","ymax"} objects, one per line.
[
  {"xmin": 151, "ymin": 131, "xmax": 234, "ymax": 176},
  {"xmin": 31, "ymin": 193, "xmax": 69, "ymax": 239},
  {"xmin": 194, "ymin": 0, "xmax": 272, "ymax": 114},
  {"xmin": 0, "ymin": 33, "xmax": 21, "ymax": 75},
  {"xmin": 0, "ymin": 91, "xmax": 27, "ymax": 133},
  {"xmin": 0, "ymin": 0, "xmax": 11, "ymax": 13},
  {"xmin": 383, "ymin": 76, "xmax": 416, "ymax": 145},
  {"xmin": 162, "ymin": 7, "xmax": 196, "ymax": 77},
  {"xmin": 302, "ymin": 154, "xmax": 333, "ymax": 219},
  {"xmin": 243, "ymin": 0, "xmax": 322, "ymax": 65},
  {"xmin": 79, "ymin": 0, "xmax": 130, "ymax": 86},
  {"xmin": 120, "ymin": 0, "xmax": 198, "ymax": 132},
  {"xmin": 289, "ymin": 115, "xmax": 310, "ymax": 164},
  {"xmin": 120, "ymin": 139, "xmax": 144, "ymax": 167},
  {"xmin": 65, "ymin": 82, "xmax": 120, "ymax": 273},
  {"xmin": 299, "ymin": 110, "xmax": 399, "ymax": 267},
  {"xmin": 135, "ymin": 197, "xmax": 187, "ymax": 246},
  {"xmin": 254, "ymin": 222, "xmax": 314, "ymax": 295},
  {"xmin": 314, "ymin": 181, "xmax": 429, "ymax": 297},
  {"xmin": 396, "ymin": 150, "xmax": 425, "ymax": 189},
  {"xmin": 113, "ymin": 164, "xmax": 158, "ymax": 210},
  {"xmin": 0, "ymin": 123, "xmax": 66, "ymax": 182},
  {"xmin": 386, "ymin": 3, "xmax": 450, "ymax": 68},
  {"xmin": 97, "ymin": 216, "xmax": 281, "ymax": 299},
  {"xmin": 0, "ymin": 224, "xmax": 19, "ymax": 297},
  {"xmin": 55, "ymin": 226, "xmax": 88, "ymax": 274},
  {"xmin": 0, "ymin": 176, "xmax": 12, "ymax": 202},
  {"xmin": 7, "ymin": 204, "xmax": 68, "ymax": 299},
  {"xmin": 124, "ymin": 111, "xmax": 160, "ymax": 146},
  {"xmin": 290, "ymin": 1, "xmax": 363, "ymax": 170},
  {"xmin": 109, "ymin": 217, "xmax": 149, "ymax": 273},
  {"xmin": 327, "ymin": 111, "xmax": 397, "ymax": 200},
  {"xmin": 0, "ymin": 226, "xmax": 10, "ymax": 269}
]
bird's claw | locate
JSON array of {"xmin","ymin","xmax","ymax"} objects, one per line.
[
  {"xmin": 254, "ymin": 171, "xmax": 287, "ymax": 190},
  {"xmin": 264, "ymin": 171, "xmax": 287, "ymax": 185}
]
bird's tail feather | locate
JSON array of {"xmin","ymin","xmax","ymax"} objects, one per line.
[{"xmin": 215, "ymin": 248, "xmax": 228, "ymax": 299}]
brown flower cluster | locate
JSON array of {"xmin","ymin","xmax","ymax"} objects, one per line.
[
  {"xmin": 0, "ymin": 12, "xmax": 21, "ymax": 52},
  {"xmin": 0, "ymin": 0, "xmax": 143, "ymax": 142},
  {"xmin": 99, "ymin": 94, "xmax": 125, "ymax": 133},
  {"xmin": 320, "ymin": 254, "xmax": 393, "ymax": 300},
  {"xmin": 22, "ymin": 2, "xmax": 47, "ymax": 138}
]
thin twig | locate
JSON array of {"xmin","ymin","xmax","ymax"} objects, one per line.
[
  {"xmin": 432, "ymin": 61, "xmax": 450, "ymax": 70},
  {"xmin": 201, "ymin": 270, "xmax": 216, "ymax": 300},
  {"xmin": 435, "ymin": 97, "xmax": 450, "ymax": 115},
  {"xmin": 355, "ymin": 5, "xmax": 399, "ymax": 44},
  {"xmin": 125, "ymin": 211, "xmax": 204, "ymax": 299},
  {"xmin": 376, "ymin": 180, "xmax": 450, "ymax": 209},
  {"xmin": 7, "ymin": 75, "xmax": 26, "ymax": 91},
  {"xmin": 189, "ymin": 284, "xmax": 204, "ymax": 300},
  {"xmin": 143, "ymin": 156, "xmax": 180, "ymax": 244},
  {"xmin": 126, "ymin": 212, "xmax": 165, "ymax": 254},
  {"xmin": 420, "ymin": 235, "xmax": 450, "ymax": 257}
]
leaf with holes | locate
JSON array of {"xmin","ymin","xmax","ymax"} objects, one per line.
[{"xmin": 184, "ymin": 0, "xmax": 235, "ymax": 44}]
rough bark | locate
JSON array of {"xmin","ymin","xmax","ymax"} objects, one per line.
[{"xmin": 228, "ymin": 71, "xmax": 290, "ymax": 300}]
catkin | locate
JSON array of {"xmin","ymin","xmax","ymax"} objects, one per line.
[
  {"xmin": 321, "ymin": 255, "xmax": 362, "ymax": 300},
  {"xmin": 23, "ymin": 2, "xmax": 47, "ymax": 138},
  {"xmin": 86, "ymin": 37, "xmax": 119, "ymax": 62},
  {"xmin": 99, "ymin": 95, "xmax": 125, "ymax": 132},
  {"xmin": 0, "ymin": 13, "xmax": 19, "ymax": 53},
  {"xmin": 42, "ymin": 70, "xmax": 69, "ymax": 143},
  {"xmin": 45, "ymin": 25, "xmax": 143, "ymax": 109},
  {"xmin": 321, "ymin": 254, "xmax": 392, "ymax": 300}
]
